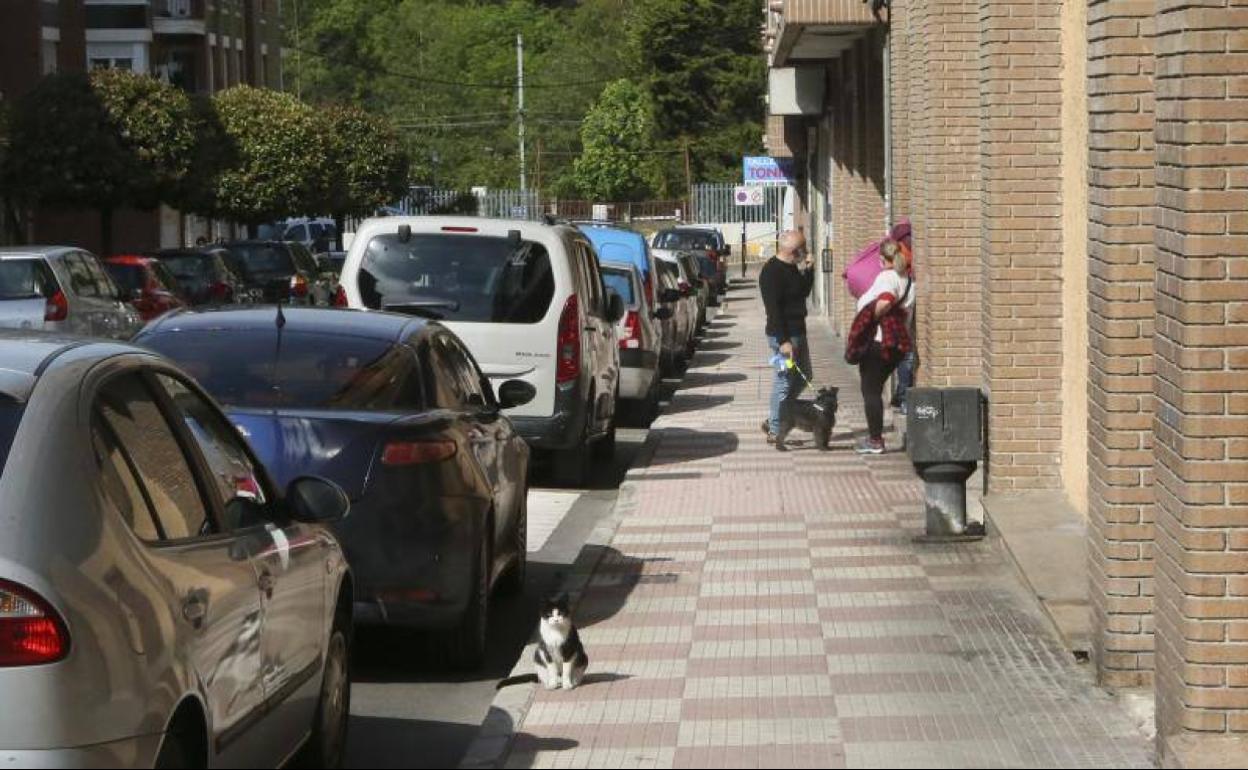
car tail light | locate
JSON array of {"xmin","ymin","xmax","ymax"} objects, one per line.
[
  {"xmin": 332, "ymin": 286, "xmax": 348, "ymax": 307},
  {"xmin": 209, "ymin": 281, "xmax": 231, "ymax": 302},
  {"xmin": 0, "ymin": 580, "xmax": 69, "ymax": 667},
  {"xmin": 556, "ymin": 294, "xmax": 580, "ymax": 384},
  {"xmin": 381, "ymin": 440, "xmax": 457, "ymax": 466},
  {"xmin": 619, "ymin": 310, "xmax": 642, "ymax": 350},
  {"xmin": 290, "ymin": 274, "xmax": 309, "ymax": 299},
  {"xmin": 44, "ymin": 290, "xmax": 68, "ymax": 322},
  {"xmin": 643, "ymin": 271, "xmax": 655, "ymax": 306}
]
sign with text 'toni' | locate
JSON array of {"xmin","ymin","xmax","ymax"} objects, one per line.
[{"xmin": 743, "ymin": 156, "xmax": 795, "ymax": 186}]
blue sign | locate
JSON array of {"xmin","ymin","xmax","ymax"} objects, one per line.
[{"xmin": 743, "ymin": 156, "xmax": 795, "ymax": 186}]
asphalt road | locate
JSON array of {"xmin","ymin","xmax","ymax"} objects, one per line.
[{"xmin": 342, "ymin": 424, "xmax": 653, "ymax": 769}]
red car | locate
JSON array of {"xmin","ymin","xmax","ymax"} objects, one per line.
[{"xmin": 103, "ymin": 255, "xmax": 187, "ymax": 321}]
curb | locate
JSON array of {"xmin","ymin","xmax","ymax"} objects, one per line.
[{"xmin": 457, "ymin": 430, "xmax": 661, "ymax": 770}]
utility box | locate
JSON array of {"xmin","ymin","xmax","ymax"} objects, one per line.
[{"xmin": 906, "ymin": 388, "xmax": 983, "ymax": 465}]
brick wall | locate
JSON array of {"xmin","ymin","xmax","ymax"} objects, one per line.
[
  {"xmin": 978, "ymin": 0, "xmax": 1064, "ymax": 493},
  {"xmin": 889, "ymin": 3, "xmax": 912, "ymax": 223},
  {"xmin": 1086, "ymin": 0, "xmax": 1157, "ymax": 688},
  {"xmin": 1152, "ymin": 0, "xmax": 1248, "ymax": 740},
  {"xmin": 911, "ymin": 0, "xmax": 983, "ymax": 388}
]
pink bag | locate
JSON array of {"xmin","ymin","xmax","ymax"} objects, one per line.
[{"xmin": 843, "ymin": 240, "xmax": 884, "ymax": 299}]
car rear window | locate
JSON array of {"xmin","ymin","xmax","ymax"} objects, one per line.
[
  {"xmin": 601, "ymin": 268, "xmax": 635, "ymax": 305},
  {"xmin": 160, "ymin": 254, "xmax": 213, "ymax": 283},
  {"xmin": 0, "ymin": 260, "xmax": 57, "ymax": 300},
  {"xmin": 358, "ymin": 233, "xmax": 554, "ymax": 323},
  {"xmin": 653, "ymin": 231, "xmax": 714, "ymax": 251},
  {"xmin": 104, "ymin": 263, "xmax": 146, "ymax": 294},
  {"xmin": 228, "ymin": 244, "xmax": 295, "ymax": 277},
  {"xmin": 141, "ymin": 330, "xmax": 421, "ymax": 411},
  {"xmin": 0, "ymin": 402, "xmax": 24, "ymax": 474}
]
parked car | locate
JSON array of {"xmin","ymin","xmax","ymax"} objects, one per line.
[
  {"xmin": 652, "ymin": 227, "xmax": 729, "ymax": 295},
  {"xmin": 602, "ymin": 262, "xmax": 669, "ymax": 423},
  {"xmin": 658, "ymin": 251, "xmax": 709, "ymax": 331},
  {"xmin": 0, "ymin": 332, "xmax": 353, "ymax": 768},
  {"xmin": 223, "ymin": 240, "xmax": 335, "ymax": 306},
  {"xmin": 260, "ymin": 217, "xmax": 339, "ymax": 254},
  {"xmin": 136, "ymin": 306, "xmax": 533, "ymax": 667},
  {"xmin": 656, "ymin": 259, "xmax": 697, "ymax": 371},
  {"xmin": 335, "ymin": 217, "xmax": 625, "ymax": 486},
  {"xmin": 0, "ymin": 247, "xmax": 142, "ymax": 339},
  {"xmin": 103, "ymin": 255, "xmax": 187, "ymax": 322},
  {"xmin": 153, "ymin": 247, "xmax": 253, "ymax": 306},
  {"xmin": 577, "ymin": 224, "xmax": 658, "ymax": 308}
]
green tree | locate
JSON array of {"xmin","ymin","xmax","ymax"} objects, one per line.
[
  {"xmin": 572, "ymin": 79, "xmax": 658, "ymax": 201},
  {"xmin": 0, "ymin": 70, "xmax": 197, "ymax": 253},
  {"xmin": 321, "ymin": 104, "xmax": 411, "ymax": 246},
  {"xmin": 212, "ymin": 85, "xmax": 336, "ymax": 228}
]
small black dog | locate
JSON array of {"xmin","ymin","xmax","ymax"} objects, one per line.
[{"xmin": 776, "ymin": 387, "xmax": 839, "ymax": 451}]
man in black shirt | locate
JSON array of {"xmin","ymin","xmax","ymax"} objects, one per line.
[{"xmin": 759, "ymin": 230, "xmax": 815, "ymax": 442}]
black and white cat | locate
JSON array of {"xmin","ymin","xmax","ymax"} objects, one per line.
[{"xmin": 533, "ymin": 594, "xmax": 588, "ymax": 690}]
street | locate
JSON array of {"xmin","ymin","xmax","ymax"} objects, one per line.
[{"xmin": 345, "ymin": 427, "xmax": 653, "ymax": 769}]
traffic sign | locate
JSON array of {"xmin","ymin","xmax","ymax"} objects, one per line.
[{"xmin": 733, "ymin": 185, "xmax": 765, "ymax": 206}]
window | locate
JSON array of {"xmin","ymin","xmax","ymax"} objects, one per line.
[
  {"xmin": 0, "ymin": 260, "xmax": 58, "ymax": 300},
  {"xmin": 359, "ymin": 234, "xmax": 555, "ymax": 323},
  {"xmin": 576, "ymin": 242, "xmax": 604, "ymax": 316},
  {"xmin": 41, "ymin": 40, "xmax": 58, "ymax": 75},
  {"xmin": 287, "ymin": 225, "xmax": 308, "ymax": 243},
  {"xmin": 64, "ymin": 254, "xmax": 100, "ymax": 297},
  {"xmin": 440, "ymin": 336, "xmax": 488, "ymax": 410},
  {"xmin": 92, "ymin": 418, "xmax": 161, "ymax": 541},
  {"xmin": 601, "ymin": 268, "xmax": 635, "ymax": 306},
  {"xmin": 420, "ymin": 339, "xmax": 466, "ymax": 410},
  {"xmin": 155, "ymin": 374, "xmax": 270, "ymax": 531},
  {"xmin": 95, "ymin": 373, "xmax": 211, "ymax": 540},
  {"xmin": 85, "ymin": 255, "xmax": 121, "ymax": 300}
]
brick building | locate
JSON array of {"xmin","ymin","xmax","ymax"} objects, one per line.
[
  {"xmin": 1, "ymin": 0, "xmax": 286, "ymax": 252},
  {"xmin": 764, "ymin": 0, "xmax": 1248, "ymax": 763}
]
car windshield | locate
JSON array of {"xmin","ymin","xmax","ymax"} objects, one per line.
[
  {"xmin": 141, "ymin": 330, "xmax": 414, "ymax": 411},
  {"xmin": 0, "ymin": 260, "xmax": 54, "ymax": 300},
  {"xmin": 104, "ymin": 263, "xmax": 146, "ymax": 294},
  {"xmin": 653, "ymin": 230, "xmax": 715, "ymax": 251},
  {"xmin": 160, "ymin": 254, "xmax": 213, "ymax": 284},
  {"xmin": 229, "ymin": 244, "xmax": 295, "ymax": 277},
  {"xmin": 358, "ymin": 233, "xmax": 554, "ymax": 323},
  {"xmin": 601, "ymin": 268, "xmax": 635, "ymax": 305}
]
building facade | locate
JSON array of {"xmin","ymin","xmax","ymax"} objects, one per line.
[
  {"xmin": 763, "ymin": 0, "xmax": 1248, "ymax": 764},
  {"xmin": 1, "ymin": 0, "xmax": 285, "ymax": 251}
]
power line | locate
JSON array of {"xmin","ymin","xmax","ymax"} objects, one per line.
[{"xmin": 290, "ymin": 45, "xmax": 619, "ymax": 91}]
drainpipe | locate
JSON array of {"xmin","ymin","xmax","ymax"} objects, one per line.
[{"xmin": 882, "ymin": 28, "xmax": 894, "ymax": 230}]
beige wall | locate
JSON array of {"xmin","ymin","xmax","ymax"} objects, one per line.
[{"xmin": 1061, "ymin": 0, "xmax": 1089, "ymax": 516}]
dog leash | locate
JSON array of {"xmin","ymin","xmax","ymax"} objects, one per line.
[{"xmin": 771, "ymin": 353, "xmax": 818, "ymax": 391}]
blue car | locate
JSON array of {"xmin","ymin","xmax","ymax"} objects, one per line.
[
  {"xmin": 136, "ymin": 306, "xmax": 534, "ymax": 668},
  {"xmin": 578, "ymin": 224, "xmax": 659, "ymax": 309}
]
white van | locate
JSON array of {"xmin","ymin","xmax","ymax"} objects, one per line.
[{"xmin": 336, "ymin": 217, "xmax": 625, "ymax": 485}]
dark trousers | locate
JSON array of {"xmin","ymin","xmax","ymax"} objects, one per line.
[{"xmin": 859, "ymin": 343, "xmax": 899, "ymax": 440}]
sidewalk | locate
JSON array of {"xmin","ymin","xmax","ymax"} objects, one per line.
[{"xmin": 479, "ymin": 276, "xmax": 1153, "ymax": 769}]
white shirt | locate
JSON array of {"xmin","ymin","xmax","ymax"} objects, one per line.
[{"xmin": 856, "ymin": 270, "xmax": 915, "ymax": 342}]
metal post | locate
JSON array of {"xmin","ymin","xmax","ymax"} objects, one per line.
[
  {"xmin": 517, "ymin": 34, "xmax": 526, "ymax": 193},
  {"xmin": 741, "ymin": 218, "xmax": 747, "ymax": 278}
]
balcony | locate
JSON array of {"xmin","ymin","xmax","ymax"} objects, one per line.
[
  {"xmin": 765, "ymin": 0, "xmax": 880, "ymax": 68},
  {"xmin": 153, "ymin": 0, "xmax": 206, "ymax": 35}
]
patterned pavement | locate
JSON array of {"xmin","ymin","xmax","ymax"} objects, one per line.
[{"xmin": 498, "ymin": 277, "xmax": 1153, "ymax": 769}]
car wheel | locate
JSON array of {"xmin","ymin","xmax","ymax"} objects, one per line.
[
  {"xmin": 445, "ymin": 537, "xmax": 490, "ymax": 670},
  {"xmin": 299, "ymin": 611, "xmax": 351, "ymax": 769},
  {"xmin": 154, "ymin": 730, "xmax": 193, "ymax": 770},
  {"xmin": 497, "ymin": 493, "xmax": 527, "ymax": 596}
]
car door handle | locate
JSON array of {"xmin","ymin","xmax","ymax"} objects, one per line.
[
  {"xmin": 258, "ymin": 570, "xmax": 275, "ymax": 599},
  {"xmin": 181, "ymin": 596, "xmax": 207, "ymax": 629}
]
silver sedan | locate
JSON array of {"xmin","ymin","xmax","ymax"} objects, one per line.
[{"xmin": 0, "ymin": 333, "xmax": 353, "ymax": 768}]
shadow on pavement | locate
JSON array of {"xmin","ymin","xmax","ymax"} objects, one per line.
[
  {"xmin": 348, "ymin": 717, "xmax": 483, "ymax": 769},
  {"xmin": 573, "ymin": 544, "xmax": 647, "ymax": 629},
  {"xmin": 641, "ymin": 427, "xmax": 739, "ymax": 468},
  {"xmin": 661, "ymin": 393, "xmax": 735, "ymax": 416},
  {"xmin": 697, "ymin": 339, "xmax": 742, "ymax": 352},
  {"xmin": 677, "ymin": 370, "xmax": 748, "ymax": 389}
]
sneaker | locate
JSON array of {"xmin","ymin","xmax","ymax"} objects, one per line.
[
  {"xmin": 761, "ymin": 419, "xmax": 771, "ymax": 435},
  {"xmin": 855, "ymin": 437, "xmax": 885, "ymax": 455},
  {"xmin": 766, "ymin": 431, "xmax": 778, "ymax": 445}
]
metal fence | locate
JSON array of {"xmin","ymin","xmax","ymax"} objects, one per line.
[
  {"xmin": 345, "ymin": 187, "xmax": 541, "ymax": 233},
  {"xmin": 543, "ymin": 199, "xmax": 685, "ymax": 223},
  {"xmin": 690, "ymin": 182, "xmax": 785, "ymax": 224}
]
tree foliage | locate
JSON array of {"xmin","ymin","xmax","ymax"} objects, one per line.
[
  {"xmin": 572, "ymin": 80, "xmax": 659, "ymax": 201},
  {"xmin": 211, "ymin": 85, "xmax": 336, "ymax": 225},
  {"xmin": 323, "ymin": 103, "xmax": 411, "ymax": 217}
]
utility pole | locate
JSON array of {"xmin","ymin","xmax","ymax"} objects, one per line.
[
  {"xmin": 535, "ymin": 137, "xmax": 543, "ymax": 198},
  {"xmin": 516, "ymin": 34, "xmax": 527, "ymax": 193},
  {"xmin": 683, "ymin": 140, "xmax": 692, "ymax": 222}
]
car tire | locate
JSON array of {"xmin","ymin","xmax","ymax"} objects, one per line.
[
  {"xmin": 445, "ymin": 537, "xmax": 490, "ymax": 670},
  {"xmin": 154, "ymin": 730, "xmax": 193, "ymax": 770},
  {"xmin": 300, "ymin": 610, "xmax": 351, "ymax": 769},
  {"xmin": 497, "ymin": 495, "xmax": 527, "ymax": 597}
]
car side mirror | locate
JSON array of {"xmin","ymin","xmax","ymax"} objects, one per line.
[
  {"xmin": 660, "ymin": 288, "xmax": 681, "ymax": 304},
  {"xmin": 606, "ymin": 290, "xmax": 626, "ymax": 323},
  {"xmin": 498, "ymin": 379, "xmax": 536, "ymax": 409},
  {"xmin": 723, "ymin": 245, "xmax": 732, "ymax": 256},
  {"xmin": 653, "ymin": 306, "xmax": 673, "ymax": 321},
  {"xmin": 286, "ymin": 476, "xmax": 349, "ymax": 523}
]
